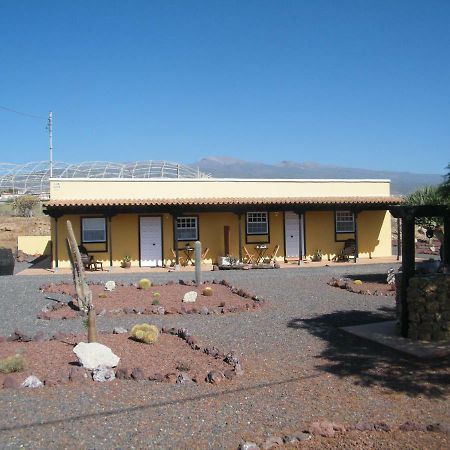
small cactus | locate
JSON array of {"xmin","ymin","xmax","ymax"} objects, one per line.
[
  {"xmin": 138, "ymin": 278, "xmax": 152, "ymax": 290},
  {"xmin": 152, "ymin": 292, "xmax": 161, "ymax": 299},
  {"xmin": 131, "ymin": 323, "xmax": 159, "ymax": 344},
  {"xmin": 354, "ymin": 280, "xmax": 363, "ymax": 285},
  {"xmin": 202, "ymin": 286, "xmax": 213, "ymax": 296}
]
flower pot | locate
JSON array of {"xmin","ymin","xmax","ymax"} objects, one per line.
[
  {"xmin": 311, "ymin": 255, "xmax": 322, "ymax": 262},
  {"xmin": 121, "ymin": 261, "xmax": 131, "ymax": 268}
]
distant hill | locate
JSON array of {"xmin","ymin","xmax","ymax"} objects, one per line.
[{"xmin": 192, "ymin": 157, "xmax": 443, "ymax": 195}]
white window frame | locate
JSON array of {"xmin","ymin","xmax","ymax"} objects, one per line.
[
  {"xmin": 246, "ymin": 211, "xmax": 269, "ymax": 235},
  {"xmin": 81, "ymin": 217, "xmax": 106, "ymax": 243},
  {"xmin": 335, "ymin": 211, "xmax": 355, "ymax": 233},
  {"xmin": 177, "ymin": 216, "xmax": 198, "ymax": 241}
]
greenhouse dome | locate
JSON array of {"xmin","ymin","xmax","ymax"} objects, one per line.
[{"xmin": 0, "ymin": 161, "xmax": 209, "ymax": 196}]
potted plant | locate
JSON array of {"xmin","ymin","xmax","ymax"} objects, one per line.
[
  {"xmin": 120, "ymin": 255, "xmax": 131, "ymax": 268},
  {"xmin": 311, "ymin": 249, "xmax": 323, "ymax": 262}
]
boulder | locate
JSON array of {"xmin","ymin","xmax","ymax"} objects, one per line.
[
  {"xmin": 113, "ymin": 327, "xmax": 128, "ymax": 334},
  {"xmin": 73, "ymin": 342, "xmax": 120, "ymax": 370},
  {"xmin": 104, "ymin": 280, "xmax": 116, "ymax": 291},
  {"xmin": 68, "ymin": 366, "xmax": 89, "ymax": 383},
  {"xmin": 92, "ymin": 366, "xmax": 116, "ymax": 382},
  {"xmin": 182, "ymin": 291, "xmax": 198, "ymax": 303},
  {"xmin": 21, "ymin": 375, "xmax": 43, "ymax": 388}
]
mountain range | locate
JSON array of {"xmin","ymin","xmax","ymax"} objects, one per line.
[{"xmin": 191, "ymin": 157, "xmax": 444, "ymax": 195}]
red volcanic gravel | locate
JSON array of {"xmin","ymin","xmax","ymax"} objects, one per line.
[
  {"xmin": 0, "ymin": 332, "xmax": 233, "ymax": 388},
  {"xmin": 40, "ymin": 282, "xmax": 263, "ymax": 319}
]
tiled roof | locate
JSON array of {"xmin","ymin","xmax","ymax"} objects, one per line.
[{"xmin": 45, "ymin": 196, "xmax": 403, "ymax": 208}]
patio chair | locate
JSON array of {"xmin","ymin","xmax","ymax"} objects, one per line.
[
  {"xmin": 243, "ymin": 246, "xmax": 256, "ymax": 265},
  {"xmin": 78, "ymin": 245, "xmax": 103, "ymax": 271},
  {"xmin": 201, "ymin": 247, "xmax": 210, "ymax": 261},
  {"xmin": 264, "ymin": 244, "xmax": 280, "ymax": 264},
  {"xmin": 335, "ymin": 239, "xmax": 357, "ymax": 263},
  {"xmin": 170, "ymin": 248, "xmax": 186, "ymax": 266}
]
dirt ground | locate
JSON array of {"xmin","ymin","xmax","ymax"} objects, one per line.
[{"xmin": 0, "ymin": 216, "xmax": 50, "ymax": 250}]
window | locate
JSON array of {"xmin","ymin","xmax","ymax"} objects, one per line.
[
  {"xmin": 177, "ymin": 216, "xmax": 198, "ymax": 241},
  {"xmin": 246, "ymin": 212, "xmax": 268, "ymax": 234},
  {"xmin": 81, "ymin": 217, "xmax": 106, "ymax": 243},
  {"xmin": 335, "ymin": 211, "xmax": 355, "ymax": 233}
]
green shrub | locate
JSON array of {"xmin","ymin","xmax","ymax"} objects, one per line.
[
  {"xmin": 138, "ymin": 278, "xmax": 152, "ymax": 290},
  {"xmin": 152, "ymin": 299, "xmax": 160, "ymax": 306},
  {"xmin": 131, "ymin": 323, "xmax": 159, "ymax": 344},
  {"xmin": 0, "ymin": 354, "xmax": 26, "ymax": 373}
]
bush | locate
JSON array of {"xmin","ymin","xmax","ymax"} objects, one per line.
[
  {"xmin": 0, "ymin": 354, "xmax": 26, "ymax": 373},
  {"xmin": 131, "ymin": 323, "xmax": 159, "ymax": 344},
  {"xmin": 12, "ymin": 195, "xmax": 40, "ymax": 217},
  {"xmin": 138, "ymin": 278, "xmax": 152, "ymax": 290}
]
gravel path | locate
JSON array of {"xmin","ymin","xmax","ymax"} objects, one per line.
[{"xmin": 0, "ymin": 264, "xmax": 449, "ymax": 449}]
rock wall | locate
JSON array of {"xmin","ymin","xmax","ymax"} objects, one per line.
[{"xmin": 406, "ymin": 274, "xmax": 450, "ymax": 341}]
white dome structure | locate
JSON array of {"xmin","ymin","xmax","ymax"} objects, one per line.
[{"xmin": 0, "ymin": 160, "xmax": 209, "ymax": 195}]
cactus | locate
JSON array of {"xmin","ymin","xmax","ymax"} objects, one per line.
[
  {"xmin": 131, "ymin": 323, "xmax": 159, "ymax": 344},
  {"xmin": 202, "ymin": 286, "xmax": 213, "ymax": 296},
  {"xmin": 138, "ymin": 278, "xmax": 152, "ymax": 290},
  {"xmin": 0, "ymin": 354, "xmax": 26, "ymax": 373},
  {"xmin": 354, "ymin": 280, "xmax": 363, "ymax": 285}
]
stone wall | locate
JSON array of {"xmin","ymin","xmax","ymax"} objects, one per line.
[{"xmin": 406, "ymin": 274, "xmax": 450, "ymax": 341}]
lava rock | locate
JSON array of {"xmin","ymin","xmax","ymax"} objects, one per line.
[
  {"xmin": 92, "ymin": 366, "xmax": 116, "ymax": 382},
  {"xmin": 373, "ymin": 422, "xmax": 391, "ymax": 432},
  {"xmin": 2, "ymin": 376, "xmax": 20, "ymax": 389},
  {"xmin": 399, "ymin": 421, "xmax": 427, "ymax": 432},
  {"xmin": 206, "ymin": 370, "xmax": 225, "ymax": 384},
  {"xmin": 21, "ymin": 375, "xmax": 43, "ymax": 388},
  {"xmin": 68, "ymin": 366, "xmax": 89, "ymax": 383},
  {"xmin": 238, "ymin": 442, "xmax": 260, "ymax": 450},
  {"xmin": 113, "ymin": 327, "xmax": 128, "ymax": 334},
  {"xmin": 262, "ymin": 436, "xmax": 283, "ymax": 449},
  {"xmin": 116, "ymin": 367, "xmax": 132, "ymax": 380},
  {"xmin": 131, "ymin": 367, "xmax": 145, "ymax": 381}
]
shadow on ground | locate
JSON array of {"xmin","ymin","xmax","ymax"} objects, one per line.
[{"xmin": 287, "ymin": 308, "xmax": 450, "ymax": 398}]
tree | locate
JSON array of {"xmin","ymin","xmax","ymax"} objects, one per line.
[
  {"xmin": 438, "ymin": 162, "xmax": 450, "ymax": 201},
  {"xmin": 12, "ymin": 194, "xmax": 40, "ymax": 217},
  {"xmin": 405, "ymin": 185, "xmax": 443, "ymax": 228}
]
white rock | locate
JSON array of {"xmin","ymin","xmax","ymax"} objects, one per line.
[
  {"xmin": 92, "ymin": 366, "xmax": 116, "ymax": 382},
  {"xmin": 21, "ymin": 375, "xmax": 43, "ymax": 388},
  {"xmin": 182, "ymin": 291, "xmax": 197, "ymax": 303},
  {"xmin": 104, "ymin": 280, "xmax": 116, "ymax": 291},
  {"xmin": 113, "ymin": 326, "xmax": 128, "ymax": 334},
  {"xmin": 73, "ymin": 342, "xmax": 120, "ymax": 370}
]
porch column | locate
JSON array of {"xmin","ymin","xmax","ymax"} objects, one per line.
[
  {"xmin": 54, "ymin": 216, "xmax": 59, "ymax": 270},
  {"xmin": 354, "ymin": 210, "xmax": 359, "ymax": 262},
  {"xmin": 443, "ymin": 213, "xmax": 450, "ymax": 266},
  {"xmin": 237, "ymin": 213, "xmax": 243, "ymax": 262},
  {"xmin": 397, "ymin": 217, "xmax": 402, "ymax": 261},
  {"xmin": 296, "ymin": 210, "xmax": 304, "ymax": 265},
  {"xmin": 171, "ymin": 213, "xmax": 179, "ymax": 265},
  {"xmin": 400, "ymin": 213, "xmax": 415, "ymax": 338},
  {"xmin": 108, "ymin": 215, "xmax": 113, "ymax": 269}
]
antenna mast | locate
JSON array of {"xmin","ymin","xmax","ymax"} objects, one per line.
[{"xmin": 48, "ymin": 111, "xmax": 53, "ymax": 178}]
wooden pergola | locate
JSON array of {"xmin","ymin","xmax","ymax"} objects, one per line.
[{"xmin": 390, "ymin": 204, "xmax": 450, "ymax": 337}]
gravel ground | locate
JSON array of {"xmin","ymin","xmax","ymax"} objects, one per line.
[{"xmin": 0, "ymin": 263, "xmax": 449, "ymax": 449}]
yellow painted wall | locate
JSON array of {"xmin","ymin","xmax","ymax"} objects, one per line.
[
  {"xmin": 304, "ymin": 210, "xmax": 392, "ymax": 260},
  {"xmin": 17, "ymin": 236, "xmax": 51, "ymax": 255},
  {"xmin": 50, "ymin": 178, "xmax": 391, "ymax": 200},
  {"xmin": 52, "ymin": 210, "xmax": 391, "ymax": 267}
]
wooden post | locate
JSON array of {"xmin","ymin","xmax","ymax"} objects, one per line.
[
  {"xmin": 237, "ymin": 213, "xmax": 243, "ymax": 263},
  {"xmin": 66, "ymin": 220, "xmax": 97, "ymax": 343},
  {"xmin": 108, "ymin": 216, "xmax": 113, "ymax": 269},
  {"xmin": 297, "ymin": 210, "xmax": 303, "ymax": 265},
  {"xmin": 354, "ymin": 211, "xmax": 359, "ymax": 262},
  {"xmin": 54, "ymin": 216, "xmax": 59, "ymax": 269},
  {"xmin": 443, "ymin": 213, "xmax": 450, "ymax": 266},
  {"xmin": 224, "ymin": 226, "xmax": 230, "ymax": 255},
  {"xmin": 172, "ymin": 213, "xmax": 179, "ymax": 266},
  {"xmin": 400, "ymin": 215, "xmax": 415, "ymax": 338},
  {"xmin": 397, "ymin": 217, "xmax": 402, "ymax": 261}
]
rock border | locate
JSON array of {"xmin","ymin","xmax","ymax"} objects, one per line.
[
  {"xmin": 328, "ymin": 277, "xmax": 395, "ymax": 296},
  {"xmin": 1, "ymin": 327, "xmax": 244, "ymax": 389},
  {"xmin": 38, "ymin": 279, "xmax": 267, "ymax": 320}
]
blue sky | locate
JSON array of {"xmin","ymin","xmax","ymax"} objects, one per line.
[{"xmin": 0, "ymin": 0, "xmax": 449, "ymax": 174}]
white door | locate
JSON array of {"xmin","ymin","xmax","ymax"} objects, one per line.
[
  {"xmin": 140, "ymin": 217, "xmax": 163, "ymax": 267},
  {"xmin": 284, "ymin": 211, "xmax": 305, "ymax": 258}
]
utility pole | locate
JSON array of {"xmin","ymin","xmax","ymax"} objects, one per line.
[{"xmin": 48, "ymin": 111, "xmax": 53, "ymax": 178}]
